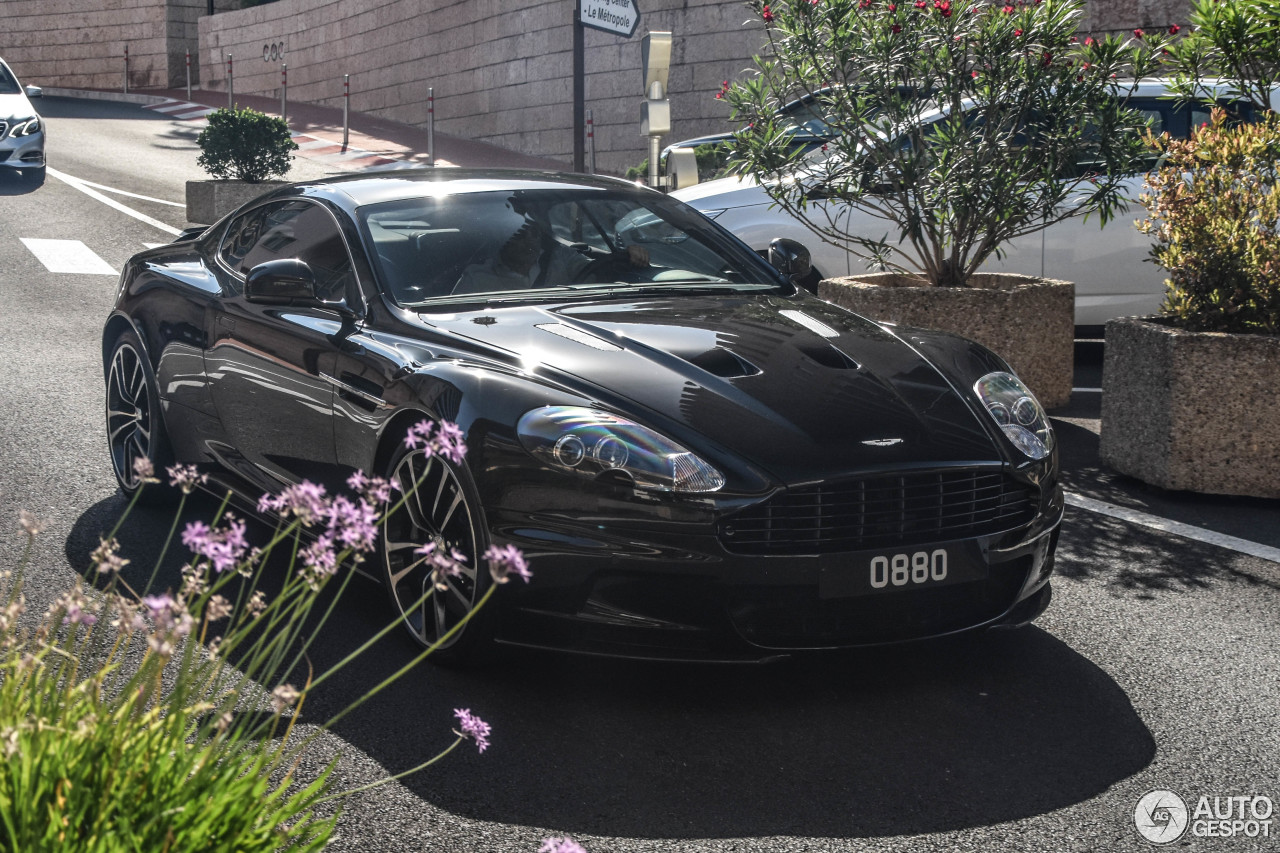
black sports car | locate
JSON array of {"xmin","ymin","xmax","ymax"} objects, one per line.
[{"xmin": 104, "ymin": 169, "xmax": 1062, "ymax": 662}]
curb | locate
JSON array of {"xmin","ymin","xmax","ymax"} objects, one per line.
[{"xmin": 42, "ymin": 88, "xmax": 173, "ymax": 106}]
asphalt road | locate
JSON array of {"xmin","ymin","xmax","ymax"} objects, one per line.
[{"xmin": 0, "ymin": 96, "xmax": 1277, "ymax": 853}]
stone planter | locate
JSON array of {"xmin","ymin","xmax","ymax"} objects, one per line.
[
  {"xmin": 185, "ymin": 180, "xmax": 288, "ymax": 225},
  {"xmin": 1100, "ymin": 317, "xmax": 1280, "ymax": 498},
  {"xmin": 818, "ymin": 272, "xmax": 1073, "ymax": 408}
]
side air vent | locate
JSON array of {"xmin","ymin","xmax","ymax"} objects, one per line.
[{"xmin": 686, "ymin": 347, "xmax": 762, "ymax": 379}]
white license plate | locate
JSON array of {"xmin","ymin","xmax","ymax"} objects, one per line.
[{"xmin": 819, "ymin": 543, "xmax": 988, "ymax": 598}]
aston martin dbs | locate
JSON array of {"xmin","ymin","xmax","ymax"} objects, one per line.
[{"xmin": 103, "ymin": 169, "xmax": 1062, "ymax": 662}]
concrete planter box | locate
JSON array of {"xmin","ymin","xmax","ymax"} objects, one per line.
[
  {"xmin": 818, "ymin": 272, "xmax": 1074, "ymax": 409},
  {"xmin": 1100, "ymin": 317, "xmax": 1280, "ymax": 498},
  {"xmin": 185, "ymin": 180, "xmax": 287, "ymax": 225}
]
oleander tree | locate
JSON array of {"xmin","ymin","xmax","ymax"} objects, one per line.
[
  {"xmin": 723, "ymin": 0, "xmax": 1166, "ymax": 287},
  {"xmin": 1162, "ymin": 0, "xmax": 1280, "ymax": 114}
]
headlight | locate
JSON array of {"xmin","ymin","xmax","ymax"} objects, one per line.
[
  {"xmin": 10, "ymin": 117, "xmax": 41, "ymax": 137},
  {"xmin": 517, "ymin": 406, "xmax": 726, "ymax": 493},
  {"xmin": 973, "ymin": 372, "xmax": 1054, "ymax": 460}
]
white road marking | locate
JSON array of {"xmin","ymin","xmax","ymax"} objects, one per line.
[
  {"xmin": 20, "ymin": 238, "xmax": 118, "ymax": 275},
  {"xmin": 143, "ymin": 242, "xmax": 166, "ymax": 249},
  {"xmin": 1067, "ymin": 492, "xmax": 1280, "ymax": 564},
  {"xmin": 61, "ymin": 178, "xmax": 184, "ymax": 207},
  {"xmin": 46, "ymin": 168, "xmax": 182, "ymax": 237},
  {"xmin": 1072, "ymin": 387, "xmax": 1103, "ymax": 393},
  {"xmin": 175, "ymin": 107, "xmax": 217, "ymax": 119},
  {"xmin": 151, "ymin": 101, "xmax": 193, "ymax": 113}
]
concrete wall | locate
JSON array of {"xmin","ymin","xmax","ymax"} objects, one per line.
[
  {"xmin": 0, "ymin": 0, "xmax": 236, "ymax": 89},
  {"xmin": 1, "ymin": 0, "xmax": 1192, "ymax": 171},
  {"xmin": 195, "ymin": 0, "xmax": 762, "ymax": 174},
  {"xmin": 194, "ymin": 0, "xmax": 1196, "ymax": 174}
]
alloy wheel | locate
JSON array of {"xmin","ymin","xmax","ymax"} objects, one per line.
[
  {"xmin": 106, "ymin": 341, "xmax": 154, "ymax": 492},
  {"xmin": 382, "ymin": 449, "xmax": 481, "ymax": 648}
]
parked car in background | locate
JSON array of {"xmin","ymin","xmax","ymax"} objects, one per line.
[
  {"xmin": 105, "ymin": 169, "xmax": 1062, "ymax": 663},
  {"xmin": 661, "ymin": 87, "xmax": 840, "ymax": 175},
  {"xmin": 673, "ymin": 81, "xmax": 1275, "ymax": 328},
  {"xmin": 0, "ymin": 56, "xmax": 44, "ymax": 176}
]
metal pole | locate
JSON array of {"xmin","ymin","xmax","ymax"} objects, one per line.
[
  {"xmin": 227, "ymin": 54, "xmax": 233, "ymax": 108},
  {"xmin": 572, "ymin": 0, "xmax": 585, "ymax": 172},
  {"xmin": 342, "ymin": 74, "xmax": 350, "ymax": 149},
  {"xmin": 281, "ymin": 64, "xmax": 287, "ymax": 121},
  {"xmin": 123, "ymin": 44, "xmax": 129, "ymax": 95},
  {"xmin": 586, "ymin": 108, "xmax": 596, "ymax": 174},
  {"xmin": 648, "ymin": 135, "xmax": 660, "ymax": 189},
  {"xmin": 185, "ymin": 49, "xmax": 191, "ymax": 100},
  {"xmin": 427, "ymin": 87, "xmax": 435, "ymax": 166}
]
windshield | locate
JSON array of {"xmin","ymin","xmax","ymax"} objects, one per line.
[
  {"xmin": 0, "ymin": 63, "xmax": 21, "ymax": 95},
  {"xmin": 358, "ymin": 188, "xmax": 784, "ymax": 307}
]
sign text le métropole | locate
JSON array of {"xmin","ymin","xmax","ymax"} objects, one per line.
[{"xmin": 579, "ymin": 0, "xmax": 640, "ymax": 38}]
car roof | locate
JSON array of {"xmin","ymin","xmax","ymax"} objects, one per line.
[{"xmin": 269, "ymin": 168, "xmax": 647, "ymax": 212}]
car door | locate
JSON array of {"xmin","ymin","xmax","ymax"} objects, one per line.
[{"xmin": 204, "ymin": 199, "xmax": 360, "ymax": 495}]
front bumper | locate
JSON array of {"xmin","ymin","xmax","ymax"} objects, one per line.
[
  {"xmin": 0, "ymin": 130, "xmax": 44, "ymax": 170},
  {"xmin": 488, "ymin": 488, "xmax": 1064, "ymax": 661}
]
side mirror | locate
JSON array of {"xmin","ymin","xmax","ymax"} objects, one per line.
[
  {"xmin": 768, "ymin": 238, "xmax": 812, "ymax": 286},
  {"xmin": 244, "ymin": 259, "xmax": 321, "ymax": 305},
  {"xmin": 24, "ymin": 85, "xmax": 42, "ymax": 99}
]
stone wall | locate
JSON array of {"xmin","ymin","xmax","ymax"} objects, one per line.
[
  {"xmin": 195, "ymin": 0, "xmax": 763, "ymax": 174},
  {"xmin": 2, "ymin": 0, "xmax": 1193, "ymax": 171},
  {"xmin": 193, "ymin": 0, "xmax": 1196, "ymax": 173},
  {"xmin": 0, "ymin": 0, "xmax": 236, "ymax": 89}
]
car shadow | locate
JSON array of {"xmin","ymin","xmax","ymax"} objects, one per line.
[
  {"xmin": 67, "ymin": 495, "xmax": 1156, "ymax": 841},
  {"xmin": 0, "ymin": 169, "xmax": 45, "ymax": 195}
]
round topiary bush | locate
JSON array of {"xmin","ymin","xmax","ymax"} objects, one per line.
[{"xmin": 196, "ymin": 106, "xmax": 297, "ymax": 183}]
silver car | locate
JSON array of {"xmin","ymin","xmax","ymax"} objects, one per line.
[
  {"xmin": 673, "ymin": 80, "xmax": 1277, "ymax": 328},
  {"xmin": 0, "ymin": 57, "xmax": 44, "ymax": 176}
]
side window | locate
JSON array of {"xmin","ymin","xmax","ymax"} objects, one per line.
[{"xmin": 218, "ymin": 201, "xmax": 356, "ymax": 303}]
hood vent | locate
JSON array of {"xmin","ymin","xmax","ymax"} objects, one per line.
[
  {"xmin": 535, "ymin": 323, "xmax": 622, "ymax": 351},
  {"xmin": 686, "ymin": 347, "xmax": 762, "ymax": 379},
  {"xmin": 798, "ymin": 343, "xmax": 861, "ymax": 371}
]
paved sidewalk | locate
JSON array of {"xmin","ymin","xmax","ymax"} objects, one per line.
[{"xmin": 53, "ymin": 86, "xmax": 571, "ymax": 174}]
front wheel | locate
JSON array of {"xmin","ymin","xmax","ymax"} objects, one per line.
[
  {"xmin": 105, "ymin": 329, "xmax": 173, "ymax": 503},
  {"xmin": 379, "ymin": 439, "xmax": 495, "ymax": 663}
]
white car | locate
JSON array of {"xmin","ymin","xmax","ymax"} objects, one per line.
[
  {"xmin": 0, "ymin": 57, "xmax": 45, "ymax": 176},
  {"xmin": 673, "ymin": 81, "xmax": 1277, "ymax": 328}
]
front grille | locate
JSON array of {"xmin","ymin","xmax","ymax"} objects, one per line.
[
  {"xmin": 0, "ymin": 122, "xmax": 7, "ymax": 137},
  {"xmin": 721, "ymin": 469, "xmax": 1036, "ymax": 555}
]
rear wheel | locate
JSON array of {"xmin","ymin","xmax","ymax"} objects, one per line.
[
  {"xmin": 380, "ymin": 439, "xmax": 494, "ymax": 663},
  {"xmin": 105, "ymin": 330, "xmax": 174, "ymax": 504}
]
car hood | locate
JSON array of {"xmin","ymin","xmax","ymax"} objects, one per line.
[
  {"xmin": 0, "ymin": 92, "xmax": 36, "ymax": 122},
  {"xmin": 670, "ymin": 174, "xmax": 770, "ymax": 211},
  {"xmin": 419, "ymin": 291, "xmax": 1003, "ymax": 485}
]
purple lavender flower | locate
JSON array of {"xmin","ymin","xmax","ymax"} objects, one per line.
[
  {"xmin": 484, "ymin": 544, "xmax": 532, "ymax": 584},
  {"xmin": 181, "ymin": 517, "xmax": 249, "ymax": 573},
  {"xmin": 167, "ymin": 464, "xmax": 207, "ymax": 494},
  {"xmin": 404, "ymin": 419, "xmax": 468, "ymax": 464},
  {"xmin": 325, "ymin": 495, "xmax": 379, "ymax": 554},
  {"xmin": 453, "ymin": 708, "xmax": 492, "ymax": 753},
  {"xmin": 260, "ymin": 481, "xmax": 328, "ymax": 524}
]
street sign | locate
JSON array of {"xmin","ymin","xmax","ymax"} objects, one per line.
[{"xmin": 580, "ymin": 0, "xmax": 640, "ymax": 38}]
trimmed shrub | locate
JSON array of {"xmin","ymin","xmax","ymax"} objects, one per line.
[
  {"xmin": 1138, "ymin": 109, "xmax": 1280, "ymax": 335},
  {"xmin": 197, "ymin": 107, "xmax": 297, "ymax": 183}
]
